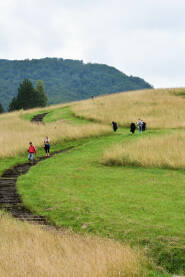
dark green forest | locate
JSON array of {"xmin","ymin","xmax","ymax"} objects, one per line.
[
  {"xmin": 8, "ymin": 79, "xmax": 48, "ymax": 111},
  {"xmin": 0, "ymin": 58, "xmax": 152, "ymax": 109}
]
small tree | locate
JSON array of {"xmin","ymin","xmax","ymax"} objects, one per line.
[
  {"xmin": 35, "ymin": 80, "xmax": 48, "ymax": 107},
  {"xmin": 0, "ymin": 103, "xmax": 4, "ymax": 113},
  {"xmin": 17, "ymin": 79, "xmax": 37, "ymax": 109},
  {"xmin": 8, "ymin": 79, "xmax": 48, "ymax": 111}
]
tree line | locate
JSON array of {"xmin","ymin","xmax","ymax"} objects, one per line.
[
  {"xmin": 0, "ymin": 79, "xmax": 48, "ymax": 113},
  {"xmin": 0, "ymin": 58, "xmax": 153, "ymax": 109}
]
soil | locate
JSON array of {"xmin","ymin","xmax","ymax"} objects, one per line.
[
  {"xmin": 0, "ymin": 113, "xmax": 72, "ymax": 226},
  {"xmin": 31, "ymin": 112, "xmax": 48, "ymax": 123}
]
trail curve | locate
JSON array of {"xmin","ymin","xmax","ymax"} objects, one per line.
[{"xmin": 0, "ymin": 112, "xmax": 72, "ymax": 225}]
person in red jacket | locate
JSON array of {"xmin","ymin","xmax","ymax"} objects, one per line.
[{"xmin": 28, "ymin": 142, "xmax": 36, "ymax": 162}]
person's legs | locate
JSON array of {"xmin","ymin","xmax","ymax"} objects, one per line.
[
  {"xmin": 30, "ymin": 153, "xmax": 34, "ymax": 162},
  {"xmin": 47, "ymin": 146, "xmax": 50, "ymax": 156},
  {"xmin": 45, "ymin": 145, "xmax": 50, "ymax": 156},
  {"xmin": 44, "ymin": 145, "xmax": 47, "ymax": 157},
  {"xmin": 139, "ymin": 126, "xmax": 142, "ymax": 133},
  {"xmin": 28, "ymin": 153, "xmax": 34, "ymax": 163}
]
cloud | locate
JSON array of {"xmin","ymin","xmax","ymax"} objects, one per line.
[{"xmin": 0, "ymin": 0, "xmax": 185, "ymax": 87}]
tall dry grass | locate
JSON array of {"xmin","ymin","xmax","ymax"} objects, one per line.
[
  {"xmin": 0, "ymin": 110, "xmax": 111, "ymax": 158},
  {"xmin": 0, "ymin": 212, "xmax": 146, "ymax": 277},
  {"xmin": 102, "ymin": 131, "xmax": 185, "ymax": 169},
  {"xmin": 71, "ymin": 88, "xmax": 185, "ymax": 129}
]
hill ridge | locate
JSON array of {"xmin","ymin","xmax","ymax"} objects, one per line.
[{"xmin": 0, "ymin": 58, "xmax": 152, "ymax": 109}]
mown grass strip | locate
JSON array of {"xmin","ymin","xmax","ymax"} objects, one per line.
[
  {"xmin": 43, "ymin": 106, "xmax": 90, "ymax": 124},
  {"xmin": 21, "ymin": 106, "xmax": 90, "ymax": 124}
]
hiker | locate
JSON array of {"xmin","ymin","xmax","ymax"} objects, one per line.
[
  {"xmin": 28, "ymin": 142, "xmax": 36, "ymax": 162},
  {"xmin": 130, "ymin": 122, "xmax": 136, "ymax": 134},
  {"xmin": 142, "ymin": 121, "xmax": 146, "ymax": 131},
  {"xmin": 44, "ymin": 136, "xmax": 50, "ymax": 157},
  {"xmin": 137, "ymin": 119, "xmax": 143, "ymax": 134},
  {"xmin": 112, "ymin": 121, "xmax": 118, "ymax": 132}
]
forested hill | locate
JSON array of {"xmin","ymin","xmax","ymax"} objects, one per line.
[{"xmin": 0, "ymin": 58, "xmax": 152, "ymax": 109}]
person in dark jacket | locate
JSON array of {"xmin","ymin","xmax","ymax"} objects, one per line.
[
  {"xmin": 44, "ymin": 136, "xmax": 50, "ymax": 157},
  {"xmin": 130, "ymin": 122, "xmax": 136, "ymax": 134},
  {"xmin": 112, "ymin": 121, "xmax": 118, "ymax": 132},
  {"xmin": 142, "ymin": 121, "xmax": 146, "ymax": 131}
]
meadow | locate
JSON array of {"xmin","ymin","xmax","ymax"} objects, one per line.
[
  {"xmin": 17, "ymin": 130, "xmax": 185, "ymax": 275},
  {"xmin": 1, "ymin": 88, "xmax": 185, "ymax": 276},
  {"xmin": 0, "ymin": 107, "xmax": 111, "ymax": 158},
  {"xmin": 102, "ymin": 130, "xmax": 185, "ymax": 169},
  {"xmin": 0, "ymin": 211, "xmax": 146, "ymax": 277},
  {"xmin": 71, "ymin": 88, "xmax": 185, "ymax": 129}
]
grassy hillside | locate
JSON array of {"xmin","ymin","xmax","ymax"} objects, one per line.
[
  {"xmin": 0, "ymin": 58, "xmax": 152, "ymax": 109},
  {"xmin": 1, "ymin": 88, "xmax": 185, "ymax": 275},
  {"xmin": 101, "ymin": 129, "xmax": 185, "ymax": 169},
  {"xmin": 17, "ymin": 128, "xmax": 185, "ymax": 274},
  {"xmin": 0, "ymin": 107, "xmax": 111, "ymax": 158},
  {"xmin": 0, "ymin": 212, "xmax": 147, "ymax": 277},
  {"xmin": 71, "ymin": 88, "xmax": 185, "ymax": 129}
]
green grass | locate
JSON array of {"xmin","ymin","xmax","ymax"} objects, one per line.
[
  {"xmin": 0, "ymin": 156, "xmax": 26, "ymax": 176},
  {"xmin": 17, "ymin": 128, "xmax": 185, "ymax": 274},
  {"xmin": 147, "ymin": 273, "xmax": 171, "ymax": 277},
  {"xmin": 20, "ymin": 109, "xmax": 50, "ymax": 121},
  {"xmin": 2, "ymin": 106, "xmax": 91, "ymax": 175},
  {"xmin": 3, "ymin": 106, "xmax": 183, "ymax": 275},
  {"xmin": 21, "ymin": 106, "xmax": 90, "ymax": 124},
  {"xmin": 0, "ymin": 138, "xmax": 84, "ymax": 177},
  {"xmin": 44, "ymin": 106, "xmax": 90, "ymax": 124}
]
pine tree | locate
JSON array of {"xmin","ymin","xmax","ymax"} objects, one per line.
[
  {"xmin": 8, "ymin": 79, "xmax": 48, "ymax": 111},
  {"xmin": 35, "ymin": 80, "xmax": 48, "ymax": 107},
  {"xmin": 16, "ymin": 79, "xmax": 37, "ymax": 109},
  {"xmin": 0, "ymin": 102, "xmax": 4, "ymax": 113},
  {"xmin": 8, "ymin": 97, "xmax": 19, "ymax": 111}
]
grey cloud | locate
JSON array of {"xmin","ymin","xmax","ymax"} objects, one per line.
[{"xmin": 0, "ymin": 0, "xmax": 185, "ymax": 87}]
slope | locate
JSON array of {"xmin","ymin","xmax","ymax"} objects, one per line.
[{"xmin": 0, "ymin": 58, "xmax": 152, "ymax": 109}]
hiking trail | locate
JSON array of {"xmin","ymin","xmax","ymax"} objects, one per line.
[
  {"xmin": 31, "ymin": 112, "xmax": 48, "ymax": 123},
  {"xmin": 0, "ymin": 113, "xmax": 72, "ymax": 225}
]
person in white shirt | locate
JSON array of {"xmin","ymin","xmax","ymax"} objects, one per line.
[{"xmin": 137, "ymin": 119, "xmax": 143, "ymax": 134}]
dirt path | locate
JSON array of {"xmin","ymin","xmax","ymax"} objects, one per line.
[
  {"xmin": 31, "ymin": 112, "xmax": 48, "ymax": 123},
  {"xmin": 0, "ymin": 113, "xmax": 72, "ymax": 225}
]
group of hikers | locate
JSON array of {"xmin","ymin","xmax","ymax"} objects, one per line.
[
  {"xmin": 28, "ymin": 119, "xmax": 146, "ymax": 162},
  {"xmin": 112, "ymin": 119, "xmax": 146, "ymax": 134},
  {"xmin": 130, "ymin": 119, "xmax": 146, "ymax": 134},
  {"xmin": 28, "ymin": 136, "xmax": 50, "ymax": 162}
]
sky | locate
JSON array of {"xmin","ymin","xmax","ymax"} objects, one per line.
[{"xmin": 0, "ymin": 0, "xmax": 185, "ymax": 88}]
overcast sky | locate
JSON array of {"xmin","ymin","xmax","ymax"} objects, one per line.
[{"xmin": 0, "ymin": 0, "xmax": 185, "ymax": 88}]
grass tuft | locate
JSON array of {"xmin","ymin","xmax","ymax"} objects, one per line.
[{"xmin": 101, "ymin": 131, "xmax": 185, "ymax": 170}]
